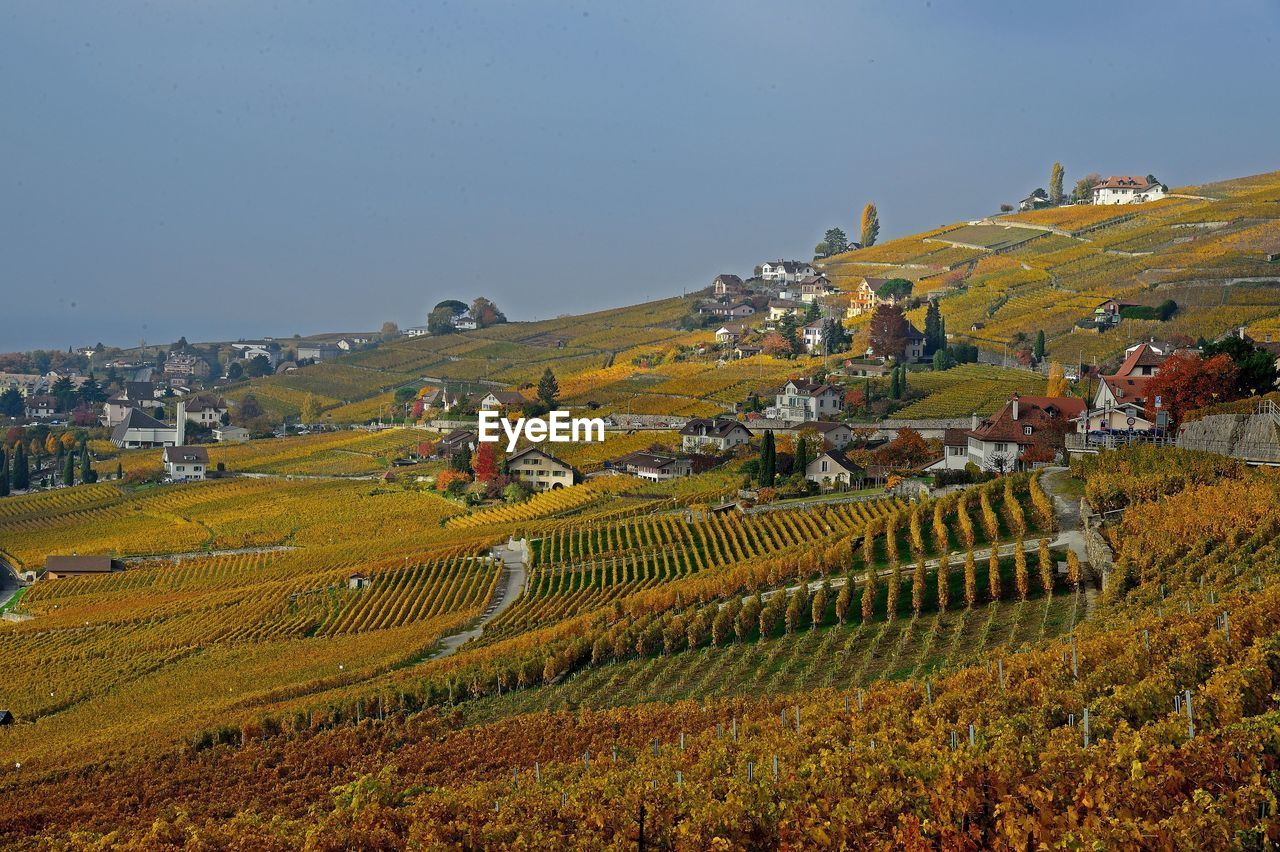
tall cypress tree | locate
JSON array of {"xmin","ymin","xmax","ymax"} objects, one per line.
[
  {"xmin": 795, "ymin": 436, "xmax": 810, "ymax": 478},
  {"xmin": 62, "ymin": 452, "xmax": 75, "ymax": 487},
  {"xmin": 80, "ymin": 444, "xmax": 96, "ymax": 484},
  {"xmin": 0, "ymin": 447, "xmax": 9, "ymax": 497},
  {"xmin": 13, "ymin": 443, "xmax": 28, "ymax": 490},
  {"xmin": 759, "ymin": 430, "xmax": 776, "ymax": 488},
  {"xmin": 889, "ymin": 366, "xmax": 901, "ymax": 400},
  {"xmin": 923, "ymin": 300, "xmax": 942, "ymax": 357}
]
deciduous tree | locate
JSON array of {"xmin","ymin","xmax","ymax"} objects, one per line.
[
  {"xmin": 1143, "ymin": 352, "xmax": 1239, "ymax": 427},
  {"xmin": 1049, "ymin": 162, "xmax": 1065, "ymax": 205},
  {"xmin": 860, "ymin": 202, "xmax": 879, "ymax": 247}
]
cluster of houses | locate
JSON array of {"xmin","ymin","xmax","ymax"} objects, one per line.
[
  {"xmin": 0, "ymin": 370, "xmax": 91, "ymax": 420},
  {"xmin": 698, "ymin": 266, "xmax": 851, "ymax": 358}
]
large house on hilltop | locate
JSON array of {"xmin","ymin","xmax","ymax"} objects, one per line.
[
  {"xmin": 1092, "ymin": 175, "xmax": 1168, "ymax": 205},
  {"xmin": 768, "ymin": 379, "xmax": 843, "ymax": 424},
  {"xmin": 760, "ymin": 260, "xmax": 816, "ymax": 284},
  {"xmin": 506, "ymin": 446, "xmax": 579, "ymax": 491},
  {"xmin": 679, "ymin": 418, "xmax": 752, "ymax": 453}
]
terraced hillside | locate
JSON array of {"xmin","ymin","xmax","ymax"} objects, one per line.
[{"xmin": 822, "ymin": 170, "xmax": 1280, "ymax": 366}]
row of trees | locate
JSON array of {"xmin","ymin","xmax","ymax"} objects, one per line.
[{"xmin": 0, "ymin": 434, "xmax": 100, "ymax": 496}]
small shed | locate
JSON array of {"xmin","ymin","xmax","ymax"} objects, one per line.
[
  {"xmin": 45, "ymin": 555, "xmax": 124, "ymax": 580},
  {"xmin": 0, "ymin": 709, "xmax": 13, "ymax": 726},
  {"xmin": 348, "ymin": 573, "xmax": 370, "ymax": 590}
]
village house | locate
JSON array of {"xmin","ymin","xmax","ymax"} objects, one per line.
[
  {"xmin": 700, "ymin": 302, "xmax": 756, "ymax": 319},
  {"xmin": 715, "ymin": 323, "xmax": 751, "ymax": 344},
  {"xmin": 679, "ymin": 417, "xmax": 752, "ymax": 453},
  {"xmin": 44, "ymin": 555, "xmax": 124, "ymax": 580},
  {"xmin": 0, "ymin": 372, "xmax": 44, "ymax": 397},
  {"xmin": 231, "ymin": 341, "xmax": 281, "ymax": 368},
  {"xmin": 102, "ymin": 381, "xmax": 161, "ymax": 427},
  {"xmin": 1090, "ymin": 297, "xmax": 1139, "ymax": 328},
  {"xmin": 767, "ymin": 299, "xmax": 806, "ymax": 322},
  {"xmin": 804, "ymin": 449, "xmax": 866, "ymax": 491},
  {"xmin": 436, "ymin": 429, "xmax": 478, "ymax": 459},
  {"xmin": 336, "ymin": 337, "xmax": 371, "ymax": 351},
  {"xmin": 768, "ymin": 378, "xmax": 843, "ymax": 424},
  {"xmin": 182, "ymin": 395, "xmax": 228, "ymax": 427},
  {"xmin": 452, "ymin": 316, "xmax": 479, "ymax": 331},
  {"xmin": 612, "ymin": 451, "xmax": 694, "ymax": 482},
  {"xmin": 477, "ymin": 389, "xmax": 527, "ymax": 410},
  {"xmin": 162, "ymin": 445, "xmax": 209, "ymax": 482},
  {"xmin": 297, "ymin": 343, "xmax": 341, "ymax": 362},
  {"xmin": 964, "ymin": 394, "xmax": 1085, "ymax": 471},
  {"xmin": 1077, "ymin": 342, "xmax": 1169, "ymax": 433},
  {"xmin": 24, "ymin": 394, "xmax": 57, "ymax": 419},
  {"xmin": 403, "ymin": 326, "xmax": 428, "ymax": 337},
  {"xmin": 506, "ymin": 446, "xmax": 579, "ymax": 491},
  {"xmin": 1019, "ymin": 188, "xmax": 1050, "ymax": 211},
  {"xmin": 1092, "ymin": 175, "xmax": 1168, "ymax": 205},
  {"xmin": 347, "ymin": 573, "xmax": 370, "ymax": 590},
  {"xmin": 213, "ymin": 425, "xmax": 250, "ymax": 443},
  {"xmin": 163, "ymin": 352, "xmax": 210, "ymax": 378},
  {"xmin": 712, "ymin": 274, "xmax": 745, "ymax": 297},
  {"xmin": 797, "ymin": 274, "xmax": 836, "ymax": 303},
  {"xmin": 845, "ymin": 277, "xmax": 906, "ymax": 318},
  {"xmin": 733, "ymin": 344, "xmax": 763, "ymax": 360},
  {"xmin": 759, "ymin": 260, "xmax": 816, "ymax": 283},
  {"xmin": 784, "ymin": 421, "xmax": 854, "ymax": 450},
  {"xmin": 801, "ymin": 320, "xmax": 826, "ymax": 354},
  {"xmin": 925, "ymin": 428, "xmax": 973, "ymax": 471}
]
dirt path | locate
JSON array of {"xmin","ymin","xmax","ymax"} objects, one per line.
[
  {"xmin": 0, "ymin": 558, "xmax": 20, "ymax": 611},
  {"xmin": 428, "ymin": 540, "xmax": 528, "ymax": 659}
]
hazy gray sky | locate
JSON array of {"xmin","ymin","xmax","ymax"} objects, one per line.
[{"xmin": 4, "ymin": 1, "xmax": 1278, "ymax": 352}]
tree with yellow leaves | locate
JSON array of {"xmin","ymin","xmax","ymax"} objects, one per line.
[
  {"xmin": 1046, "ymin": 362, "xmax": 1069, "ymax": 398},
  {"xmin": 860, "ymin": 202, "xmax": 879, "ymax": 248}
]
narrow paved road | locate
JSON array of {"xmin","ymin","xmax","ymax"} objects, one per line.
[
  {"xmin": 429, "ymin": 541, "xmax": 528, "ymax": 659},
  {"xmin": 0, "ymin": 558, "xmax": 22, "ymax": 612}
]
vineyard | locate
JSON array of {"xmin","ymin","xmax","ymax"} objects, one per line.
[
  {"xmin": 3, "ymin": 447, "xmax": 1279, "ymax": 846},
  {"xmin": 4, "ymin": 164, "xmax": 1280, "ymax": 844}
]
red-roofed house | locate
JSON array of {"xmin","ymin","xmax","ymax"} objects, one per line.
[
  {"xmin": 965, "ymin": 394, "xmax": 1085, "ymax": 471},
  {"xmin": 1078, "ymin": 342, "xmax": 1169, "ymax": 432},
  {"xmin": 1092, "ymin": 175, "xmax": 1168, "ymax": 205}
]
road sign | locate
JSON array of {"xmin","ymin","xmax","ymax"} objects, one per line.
[
  {"xmin": 1126, "ymin": 416, "xmax": 1136, "ymax": 427},
  {"xmin": 1155, "ymin": 395, "xmax": 1162, "ymax": 408}
]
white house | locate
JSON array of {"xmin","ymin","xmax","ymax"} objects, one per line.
[
  {"xmin": 701, "ymin": 302, "xmax": 756, "ymax": 319},
  {"xmin": 615, "ymin": 452, "xmax": 694, "ymax": 482},
  {"xmin": 477, "ymin": 390, "xmax": 527, "ymax": 410},
  {"xmin": 679, "ymin": 418, "xmax": 752, "ymax": 453},
  {"xmin": 760, "ymin": 260, "xmax": 816, "ymax": 283},
  {"xmin": 804, "ymin": 450, "xmax": 865, "ymax": 491},
  {"xmin": 213, "ymin": 425, "xmax": 250, "ymax": 443},
  {"xmin": 182, "ymin": 396, "xmax": 227, "ymax": 428},
  {"xmin": 453, "ymin": 317, "xmax": 479, "ymax": 331},
  {"xmin": 712, "ymin": 274, "xmax": 745, "ymax": 297},
  {"xmin": 231, "ymin": 342, "xmax": 280, "ymax": 368},
  {"xmin": 297, "ymin": 343, "xmax": 341, "ymax": 362},
  {"xmin": 801, "ymin": 320, "xmax": 826, "ymax": 354},
  {"xmin": 1092, "ymin": 175, "xmax": 1168, "ymax": 205},
  {"xmin": 403, "ymin": 326, "xmax": 428, "ymax": 337},
  {"xmin": 768, "ymin": 379, "xmax": 843, "ymax": 424},
  {"xmin": 924, "ymin": 428, "xmax": 972, "ymax": 471},
  {"xmin": 162, "ymin": 445, "xmax": 208, "ymax": 482},
  {"xmin": 964, "ymin": 394, "xmax": 1085, "ymax": 472},
  {"xmin": 506, "ymin": 446, "xmax": 578, "ymax": 491}
]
